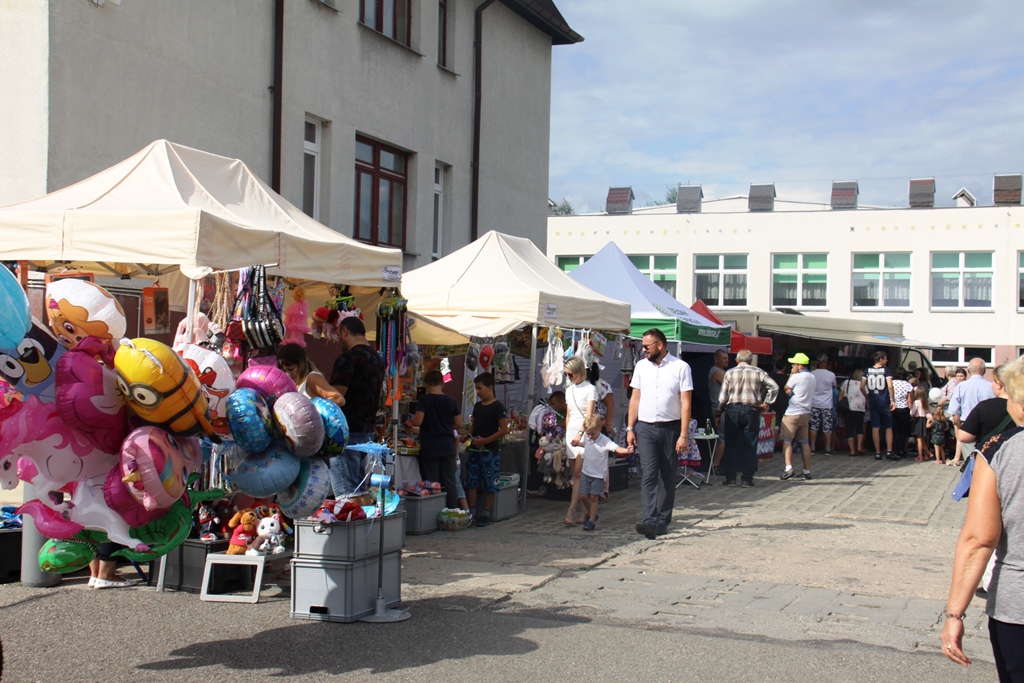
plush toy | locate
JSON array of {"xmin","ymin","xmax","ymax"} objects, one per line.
[
  {"xmin": 281, "ymin": 287, "xmax": 310, "ymax": 348},
  {"xmin": 213, "ymin": 499, "xmax": 235, "ymax": 538},
  {"xmin": 310, "ymin": 498, "xmax": 365, "ymax": 523},
  {"xmin": 246, "ymin": 513, "xmax": 286, "ymax": 556},
  {"xmin": 197, "ymin": 503, "xmax": 220, "ymax": 541},
  {"xmin": 226, "ymin": 508, "xmax": 259, "ymax": 555}
]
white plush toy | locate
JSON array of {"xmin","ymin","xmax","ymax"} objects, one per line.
[{"xmin": 246, "ymin": 513, "xmax": 287, "ymax": 556}]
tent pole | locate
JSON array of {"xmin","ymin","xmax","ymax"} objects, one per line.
[
  {"xmin": 185, "ymin": 277, "xmax": 198, "ymax": 339},
  {"xmin": 521, "ymin": 323, "xmax": 538, "ymax": 511}
]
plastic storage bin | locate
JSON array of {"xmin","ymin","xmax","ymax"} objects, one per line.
[
  {"xmin": 490, "ymin": 484, "xmax": 519, "ymax": 521},
  {"xmin": 294, "ymin": 511, "xmax": 406, "ymax": 561},
  {"xmin": 148, "ymin": 538, "xmax": 249, "ymax": 593},
  {"xmin": 290, "ymin": 552, "xmax": 402, "ymax": 623},
  {"xmin": 400, "ymin": 494, "xmax": 445, "ymax": 535}
]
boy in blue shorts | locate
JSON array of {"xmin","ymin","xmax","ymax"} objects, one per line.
[
  {"xmin": 571, "ymin": 415, "xmax": 633, "ymax": 530},
  {"xmin": 465, "ymin": 373, "xmax": 509, "ymax": 528}
]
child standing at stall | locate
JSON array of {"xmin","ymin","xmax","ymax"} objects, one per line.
[
  {"xmin": 571, "ymin": 414, "xmax": 632, "ymax": 531},
  {"xmin": 910, "ymin": 386, "xmax": 930, "ymax": 461},
  {"xmin": 412, "ymin": 370, "xmax": 463, "ymax": 510},
  {"xmin": 465, "ymin": 373, "xmax": 509, "ymax": 528},
  {"xmin": 928, "ymin": 405, "xmax": 952, "ymax": 464}
]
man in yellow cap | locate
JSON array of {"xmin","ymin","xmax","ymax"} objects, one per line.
[{"xmin": 780, "ymin": 352, "xmax": 816, "ymax": 481}]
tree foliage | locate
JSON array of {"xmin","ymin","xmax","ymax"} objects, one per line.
[{"xmin": 551, "ymin": 198, "xmax": 575, "ymax": 216}]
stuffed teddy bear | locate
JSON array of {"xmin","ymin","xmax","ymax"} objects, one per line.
[
  {"xmin": 197, "ymin": 503, "xmax": 220, "ymax": 541},
  {"xmin": 246, "ymin": 513, "xmax": 286, "ymax": 556},
  {"xmin": 226, "ymin": 508, "xmax": 259, "ymax": 555}
]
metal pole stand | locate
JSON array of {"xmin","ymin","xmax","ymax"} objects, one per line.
[{"xmin": 359, "ymin": 458, "xmax": 410, "ymax": 623}]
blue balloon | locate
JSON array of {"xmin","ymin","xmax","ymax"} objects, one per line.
[
  {"xmin": 0, "ymin": 264, "xmax": 30, "ymax": 348},
  {"xmin": 312, "ymin": 396, "xmax": 349, "ymax": 454},
  {"xmin": 230, "ymin": 444, "xmax": 301, "ymax": 498},
  {"xmin": 0, "ymin": 321, "xmax": 66, "ymax": 402},
  {"xmin": 226, "ymin": 388, "xmax": 274, "ymax": 453}
]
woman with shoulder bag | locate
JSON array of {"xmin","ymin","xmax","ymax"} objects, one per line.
[{"xmin": 839, "ymin": 368, "xmax": 868, "ymax": 456}]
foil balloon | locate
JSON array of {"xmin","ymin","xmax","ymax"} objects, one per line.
[
  {"xmin": 230, "ymin": 444, "xmax": 301, "ymax": 498},
  {"xmin": 177, "ymin": 344, "xmax": 235, "ymax": 436},
  {"xmin": 102, "ymin": 466, "xmax": 163, "ymax": 528},
  {"xmin": 277, "ymin": 457, "xmax": 331, "ymax": 519},
  {"xmin": 236, "ymin": 365, "xmax": 297, "ymax": 401},
  {"xmin": 55, "ymin": 345, "xmax": 129, "ymax": 453},
  {"xmin": 114, "ymin": 338, "xmax": 215, "ymax": 437},
  {"xmin": 0, "ymin": 263, "xmax": 30, "ymax": 348},
  {"xmin": 45, "ymin": 279, "xmax": 126, "ymax": 351},
  {"xmin": 112, "ymin": 497, "xmax": 193, "ymax": 563},
  {"xmin": 0, "ymin": 320, "xmax": 66, "ymax": 402},
  {"xmin": 39, "ymin": 531, "xmax": 107, "ymax": 574},
  {"xmin": 478, "ymin": 344, "xmax": 494, "ymax": 371},
  {"xmin": 226, "ymin": 388, "xmax": 274, "ymax": 453},
  {"xmin": 120, "ymin": 426, "xmax": 203, "ymax": 511},
  {"xmin": 312, "ymin": 396, "xmax": 349, "ymax": 454},
  {"xmin": 273, "ymin": 391, "xmax": 325, "ymax": 457},
  {"xmin": 0, "ymin": 395, "xmax": 118, "ymax": 497}
]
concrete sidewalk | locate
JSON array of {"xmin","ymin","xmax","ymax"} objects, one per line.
[{"xmin": 0, "ymin": 453, "xmax": 994, "ymax": 682}]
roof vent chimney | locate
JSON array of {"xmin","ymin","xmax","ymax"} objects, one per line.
[
  {"xmin": 748, "ymin": 183, "xmax": 775, "ymax": 211},
  {"xmin": 909, "ymin": 178, "xmax": 935, "ymax": 208},
  {"xmin": 831, "ymin": 181, "xmax": 859, "ymax": 210},
  {"xmin": 676, "ymin": 185, "xmax": 703, "ymax": 213},
  {"xmin": 952, "ymin": 188, "xmax": 976, "ymax": 208},
  {"xmin": 994, "ymin": 174, "xmax": 1022, "ymax": 206},
  {"xmin": 605, "ymin": 186, "xmax": 634, "ymax": 215}
]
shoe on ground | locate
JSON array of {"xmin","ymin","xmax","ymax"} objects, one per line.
[
  {"xmin": 582, "ymin": 521, "xmax": 596, "ymax": 531},
  {"xmin": 824, "ymin": 450, "xmax": 834, "ymax": 455},
  {"xmin": 886, "ymin": 451, "xmax": 900, "ymax": 461},
  {"xmin": 740, "ymin": 480, "xmax": 755, "ymax": 488},
  {"xmin": 780, "ymin": 469, "xmax": 796, "ymax": 480},
  {"xmin": 93, "ymin": 577, "xmax": 140, "ymax": 589},
  {"xmin": 475, "ymin": 515, "xmax": 490, "ymax": 528},
  {"xmin": 722, "ymin": 479, "xmax": 737, "ymax": 487},
  {"xmin": 656, "ymin": 527, "xmax": 669, "ymax": 536},
  {"xmin": 874, "ymin": 453, "xmax": 883, "ymax": 461},
  {"xmin": 635, "ymin": 522, "xmax": 657, "ymax": 540},
  {"xmin": 800, "ymin": 472, "xmax": 813, "ymax": 481}
]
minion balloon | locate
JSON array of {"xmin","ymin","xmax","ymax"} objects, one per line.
[{"xmin": 114, "ymin": 338, "xmax": 216, "ymax": 438}]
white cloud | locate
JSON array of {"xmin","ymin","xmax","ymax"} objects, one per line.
[{"xmin": 550, "ymin": 0, "xmax": 1024, "ymax": 213}]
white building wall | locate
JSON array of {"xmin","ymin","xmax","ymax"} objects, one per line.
[{"xmin": 549, "ymin": 205, "xmax": 1024, "ymax": 364}]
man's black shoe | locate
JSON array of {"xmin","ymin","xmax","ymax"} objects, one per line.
[
  {"xmin": 886, "ymin": 451, "xmax": 900, "ymax": 461},
  {"xmin": 656, "ymin": 527, "xmax": 669, "ymax": 536},
  {"xmin": 740, "ymin": 480, "xmax": 755, "ymax": 488},
  {"xmin": 635, "ymin": 522, "xmax": 657, "ymax": 540},
  {"xmin": 780, "ymin": 469, "xmax": 796, "ymax": 480},
  {"xmin": 874, "ymin": 453, "xmax": 883, "ymax": 461},
  {"xmin": 722, "ymin": 479, "xmax": 737, "ymax": 486}
]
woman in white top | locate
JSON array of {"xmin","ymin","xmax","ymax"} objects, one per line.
[
  {"xmin": 564, "ymin": 355, "xmax": 597, "ymax": 525},
  {"xmin": 838, "ymin": 368, "xmax": 868, "ymax": 456},
  {"xmin": 276, "ymin": 343, "xmax": 345, "ymax": 407}
]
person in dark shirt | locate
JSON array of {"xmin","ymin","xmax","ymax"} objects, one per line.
[
  {"xmin": 464, "ymin": 372, "xmax": 509, "ymax": 527},
  {"xmin": 770, "ymin": 359, "xmax": 791, "ymax": 451},
  {"xmin": 328, "ymin": 316, "xmax": 385, "ymax": 496},
  {"xmin": 959, "ymin": 363, "xmax": 1012, "ymax": 450},
  {"xmin": 412, "ymin": 370, "xmax": 463, "ymax": 508}
]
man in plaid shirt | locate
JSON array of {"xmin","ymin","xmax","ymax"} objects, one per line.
[{"xmin": 717, "ymin": 350, "xmax": 779, "ymax": 487}]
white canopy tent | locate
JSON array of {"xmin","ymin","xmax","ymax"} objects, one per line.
[
  {"xmin": 0, "ymin": 139, "xmax": 402, "ymax": 287},
  {"xmin": 402, "ymin": 231, "xmax": 631, "ymax": 506}
]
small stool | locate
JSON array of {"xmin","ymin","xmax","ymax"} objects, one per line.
[{"xmin": 200, "ymin": 550, "xmax": 291, "ymax": 603}]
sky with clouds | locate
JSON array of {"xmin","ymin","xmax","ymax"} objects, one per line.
[{"xmin": 548, "ymin": 0, "xmax": 1024, "ymax": 214}]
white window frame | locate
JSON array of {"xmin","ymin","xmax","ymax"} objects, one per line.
[
  {"xmin": 930, "ymin": 251, "xmax": 993, "ymax": 310},
  {"xmin": 771, "ymin": 253, "xmax": 828, "ymax": 310},
  {"xmin": 629, "ymin": 254, "xmax": 677, "ymax": 298},
  {"xmin": 931, "ymin": 346, "xmax": 994, "ymax": 366},
  {"xmin": 431, "ymin": 163, "xmax": 444, "ymax": 259},
  {"xmin": 851, "ymin": 252, "xmax": 912, "ymax": 310},
  {"xmin": 693, "ymin": 254, "xmax": 748, "ymax": 308},
  {"xmin": 303, "ymin": 117, "xmax": 321, "ymax": 221},
  {"xmin": 556, "ymin": 255, "xmax": 587, "ymax": 272}
]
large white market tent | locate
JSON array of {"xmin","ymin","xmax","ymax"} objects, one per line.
[
  {"xmin": 0, "ymin": 139, "xmax": 403, "ymax": 287},
  {"xmin": 568, "ymin": 241, "xmax": 730, "ymax": 350}
]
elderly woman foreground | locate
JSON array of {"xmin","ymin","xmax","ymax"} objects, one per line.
[{"xmin": 942, "ymin": 356, "xmax": 1024, "ymax": 680}]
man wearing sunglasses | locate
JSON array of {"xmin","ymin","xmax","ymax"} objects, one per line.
[{"xmin": 626, "ymin": 329, "xmax": 693, "ymax": 539}]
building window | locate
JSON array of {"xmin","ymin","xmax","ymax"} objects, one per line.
[
  {"xmin": 629, "ymin": 255, "xmax": 677, "ymax": 298},
  {"xmin": 851, "ymin": 253, "xmax": 911, "ymax": 308},
  {"xmin": 694, "ymin": 254, "xmax": 747, "ymax": 307},
  {"xmin": 772, "ymin": 253, "xmax": 827, "ymax": 308},
  {"xmin": 303, "ymin": 118, "xmax": 321, "ymax": 221},
  {"xmin": 361, "ymin": 0, "xmax": 411, "ymax": 46},
  {"xmin": 931, "ymin": 252, "xmax": 993, "ymax": 309},
  {"xmin": 432, "ymin": 164, "xmax": 445, "ymax": 259},
  {"xmin": 437, "ymin": 0, "xmax": 448, "ymax": 67},
  {"xmin": 556, "ymin": 256, "xmax": 587, "ymax": 272},
  {"xmin": 932, "ymin": 347, "xmax": 993, "ymax": 365},
  {"xmin": 354, "ymin": 136, "xmax": 408, "ymax": 250}
]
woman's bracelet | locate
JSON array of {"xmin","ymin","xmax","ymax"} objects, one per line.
[{"xmin": 945, "ymin": 611, "xmax": 965, "ymax": 620}]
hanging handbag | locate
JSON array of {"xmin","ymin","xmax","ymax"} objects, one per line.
[
  {"xmin": 235, "ymin": 265, "xmax": 285, "ymax": 350},
  {"xmin": 836, "ymin": 381, "xmax": 851, "ymax": 412}
]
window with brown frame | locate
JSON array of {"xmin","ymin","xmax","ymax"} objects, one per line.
[
  {"xmin": 354, "ymin": 136, "xmax": 408, "ymax": 250},
  {"xmin": 360, "ymin": 0, "xmax": 411, "ymax": 47}
]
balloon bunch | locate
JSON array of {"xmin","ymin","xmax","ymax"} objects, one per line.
[
  {"xmin": 0, "ymin": 272, "xmax": 223, "ymax": 573},
  {"xmin": 224, "ymin": 365, "xmax": 349, "ymax": 519}
]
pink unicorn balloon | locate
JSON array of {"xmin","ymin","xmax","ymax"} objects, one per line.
[
  {"xmin": 55, "ymin": 343, "xmax": 129, "ymax": 453},
  {"xmin": 120, "ymin": 426, "xmax": 202, "ymax": 511},
  {"xmin": 0, "ymin": 395, "xmax": 118, "ymax": 499}
]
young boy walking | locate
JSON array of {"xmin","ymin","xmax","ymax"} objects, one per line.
[
  {"xmin": 571, "ymin": 414, "xmax": 633, "ymax": 531},
  {"xmin": 412, "ymin": 370, "xmax": 463, "ymax": 509},
  {"xmin": 465, "ymin": 373, "xmax": 509, "ymax": 528}
]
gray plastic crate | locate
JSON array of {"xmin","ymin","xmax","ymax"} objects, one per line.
[
  {"xmin": 294, "ymin": 511, "xmax": 405, "ymax": 561},
  {"xmin": 400, "ymin": 493, "xmax": 445, "ymax": 535},
  {"xmin": 290, "ymin": 552, "xmax": 401, "ymax": 623},
  {"xmin": 490, "ymin": 485, "xmax": 519, "ymax": 521}
]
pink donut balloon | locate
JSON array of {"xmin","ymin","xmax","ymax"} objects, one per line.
[
  {"xmin": 273, "ymin": 392, "xmax": 326, "ymax": 457},
  {"xmin": 120, "ymin": 426, "xmax": 203, "ymax": 511},
  {"xmin": 55, "ymin": 346, "xmax": 129, "ymax": 453},
  {"xmin": 235, "ymin": 365, "xmax": 296, "ymax": 401}
]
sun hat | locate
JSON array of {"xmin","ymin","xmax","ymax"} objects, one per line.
[{"xmin": 788, "ymin": 352, "xmax": 811, "ymax": 366}]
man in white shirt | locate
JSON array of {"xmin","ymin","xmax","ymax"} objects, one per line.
[
  {"xmin": 809, "ymin": 354, "xmax": 837, "ymax": 455},
  {"xmin": 627, "ymin": 329, "xmax": 693, "ymax": 540},
  {"xmin": 781, "ymin": 353, "xmax": 816, "ymax": 481}
]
